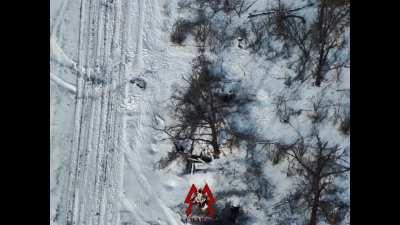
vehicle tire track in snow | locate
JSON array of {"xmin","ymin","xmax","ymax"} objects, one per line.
[
  {"xmin": 54, "ymin": 1, "xmax": 184, "ymax": 225},
  {"xmin": 51, "ymin": 0, "xmax": 70, "ymax": 37},
  {"xmin": 57, "ymin": 0, "xmax": 126, "ymax": 225}
]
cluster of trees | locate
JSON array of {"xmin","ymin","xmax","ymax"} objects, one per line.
[
  {"xmin": 171, "ymin": 0, "xmax": 259, "ymax": 53},
  {"xmin": 172, "ymin": 0, "xmax": 349, "ymax": 86},
  {"xmin": 158, "ymin": 54, "xmax": 255, "ymax": 172},
  {"xmin": 165, "ymin": 0, "xmax": 350, "ymax": 224},
  {"xmin": 248, "ymin": 0, "xmax": 350, "ymax": 86}
]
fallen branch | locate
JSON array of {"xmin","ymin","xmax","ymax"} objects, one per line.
[{"xmin": 248, "ymin": 2, "xmax": 314, "ymax": 18}]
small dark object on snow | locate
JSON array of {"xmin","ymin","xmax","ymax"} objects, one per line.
[
  {"xmin": 237, "ymin": 37, "xmax": 243, "ymax": 48},
  {"xmin": 189, "ymin": 152, "xmax": 212, "ymax": 163},
  {"xmin": 130, "ymin": 77, "xmax": 147, "ymax": 89},
  {"xmin": 229, "ymin": 206, "xmax": 240, "ymax": 223},
  {"xmin": 174, "ymin": 141, "xmax": 185, "ymax": 153},
  {"xmin": 220, "ymin": 93, "xmax": 236, "ymax": 103},
  {"xmin": 208, "ymin": 204, "xmax": 242, "ymax": 225}
]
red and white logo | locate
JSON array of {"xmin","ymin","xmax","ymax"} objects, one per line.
[{"xmin": 184, "ymin": 183, "xmax": 215, "ymax": 221}]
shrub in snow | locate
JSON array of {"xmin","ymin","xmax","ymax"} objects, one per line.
[
  {"xmin": 324, "ymin": 0, "xmax": 350, "ymax": 7},
  {"xmin": 192, "ymin": 15, "xmax": 218, "ymax": 51},
  {"xmin": 170, "ymin": 19, "xmax": 194, "ymax": 45},
  {"xmin": 332, "ymin": 99, "xmax": 350, "ymax": 135},
  {"xmin": 338, "ymin": 115, "xmax": 350, "ymax": 135},
  {"xmin": 273, "ymin": 94, "xmax": 302, "ymax": 124}
]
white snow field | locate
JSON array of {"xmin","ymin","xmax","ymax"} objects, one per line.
[
  {"xmin": 50, "ymin": 0, "xmax": 194, "ymax": 225},
  {"xmin": 51, "ymin": 0, "xmax": 349, "ymax": 225}
]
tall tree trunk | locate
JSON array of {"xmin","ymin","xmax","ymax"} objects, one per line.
[
  {"xmin": 185, "ymin": 160, "xmax": 193, "ymax": 174},
  {"xmin": 58, "ymin": 1, "xmax": 130, "ymax": 224},
  {"xmin": 185, "ymin": 140, "xmax": 196, "ymax": 174},
  {"xmin": 314, "ymin": 48, "xmax": 325, "ymax": 87},
  {"xmin": 210, "ymin": 123, "xmax": 220, "ymax": 158},
  {"xmin": 309, "ymin": 183, "xmax": 322, "ymax": 225},
  {"xmin": 314, "ymin": 1, "xmax": 327, "ymax": 87}
]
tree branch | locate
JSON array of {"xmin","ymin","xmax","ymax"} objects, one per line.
[
  {"xmin": 248, "ymin": 3, "xmax": 314, "ymax": 18},
  {"xmin": 321, "ymin": 167, "xmax": 350, "ymax": 178}
]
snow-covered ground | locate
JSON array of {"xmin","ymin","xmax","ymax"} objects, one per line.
[
  {"xmin": 50, "ymin": 0, "xmax": 349, "ymax": 225},
  {"xmin": 50, "ymin": 0, "xmax": 193, "ymax": 224}
]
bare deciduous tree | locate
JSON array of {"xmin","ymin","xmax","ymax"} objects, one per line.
[
  {"xmin": 159, "ymin": 55, "xmax": 255, "ymax": 172},
  {"xmin": 273, "ymin": 93, "xmax": 302, "ymax": 124},
  {"xmin": 248, "ymin": 0, "xmax": 349, "ymax": 86},
  {"xmin": 267, "ymin": 128, "xmax": 349, "ymax": 225},
  {"xmin": 311, "ymin": 0, "xmax": 349, "ymax": 86}
]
